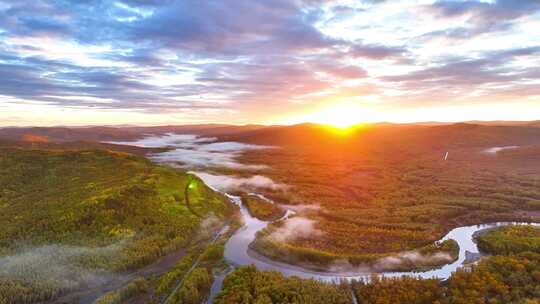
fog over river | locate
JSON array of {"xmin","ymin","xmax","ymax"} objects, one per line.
[{"xmin": 113, "ymin": 134, "xmax": 539, "ymax": 302}]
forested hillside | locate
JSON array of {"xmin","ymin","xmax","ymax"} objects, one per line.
[{"xmin": 0, "ymin": 147, "xmax": 234, "ymax": 303}]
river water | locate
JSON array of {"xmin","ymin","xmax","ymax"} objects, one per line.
[
  {"xmin": 110, "ymin": 135, "xmax": 538, "ymax": 301},
  {"xmin": 219, "ymin": 193, "xmax": 539, "ymax": 282},
  {"xmin": 205, "ymin": 191, "xmax": 539, "ymax": 302}
]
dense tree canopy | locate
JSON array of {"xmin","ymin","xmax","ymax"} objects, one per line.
[
  {"xmin": 477, "ymin": 225, "xmax": 540, "ymax": 255},
  {"xmin": 0, "ymin": 148, "xmax": 234, "ymax": 303}
]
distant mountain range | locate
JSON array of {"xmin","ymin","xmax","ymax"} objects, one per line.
[
  {"xmin": 1, "ymin": 121, "xmax": 540, "ymax": 151},
  {"xmin": 409, "ymin": 120, "xmax": 540, "ymax": 127}
]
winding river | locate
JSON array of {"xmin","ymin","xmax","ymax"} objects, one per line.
[
  {"xmin": 111, "ymin": 135, "xmax": 538, "ymax": 301},
  {"xmin": 205, "ymin": 190, "xmax": 540, "ymax": 302},
  {"xmin": 222, "ymin": 192, "xmax": 539, "ymax": 281}
]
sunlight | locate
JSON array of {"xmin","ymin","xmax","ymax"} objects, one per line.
[{"xmin": 311, "ymin": 102, "xmax": 366, "ymax": 129}]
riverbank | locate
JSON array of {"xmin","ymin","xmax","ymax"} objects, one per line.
[{"xmin": 220, "ymin": 193, "xmax": 540, "ymax": 282}]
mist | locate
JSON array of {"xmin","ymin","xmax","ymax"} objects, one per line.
[
  {"xmin": 483, "ymin": 146, "xmax": 520, "ymax": 154},
  {"xmin": 110, "ymin": 133, "xmax": 274, "ymax": 170},
  {"xmin": 373, "ymin": 251, "xmax": 453, "ymax": 271},
  {"xmin": 283, "ymin": 204, "xmax": 321, "ymax": 214},
  {"xmin": 0, "ymin": 243, "xmax": 123, "ymax": 294},
  {"xmin": 268, "ymin": 217, "xmax": 324, "ymax": 243},
  {"xmin": 193, "ymin": 172, "xmax": 286, "ymax": 192},
  {"xmin": 111, "ymin": 134, "xmax": 215, "ymax": 148},
  {"xmin": 327, "ymin": 250, "xmax": 454, "ymax": 273}
]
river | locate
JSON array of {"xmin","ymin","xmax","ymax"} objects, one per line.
[
  {"xmin": 204, "ymin": 190, "xmax": 539, "ymax": 302},
  {"xmin": 110, "ymin": 135, "xmax": 538, "ymax": 301}
]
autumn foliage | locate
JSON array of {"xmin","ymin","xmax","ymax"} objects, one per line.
[{"xmin": 21, "ymin": 134, "xmax": 49, "ymax": 143}]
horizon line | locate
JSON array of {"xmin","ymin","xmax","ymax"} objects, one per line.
[{"xmin": 1, "ymin": 119, "xmax": 539, "ymax": 129}]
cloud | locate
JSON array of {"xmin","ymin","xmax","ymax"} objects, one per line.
[
  {"xmin": 422, "ymin": 0, "xmax": 540, "ymax": 39},
  {"xmin": 429, "ymin": 0, "xmax": 540, "ymax": 20},
  {"xmin": 0, "ymin": 0, "xmax": 404, "ymax": 120},
  {"xmin": 111, "ymin": 133, "xmax": 273, "ymax": 170},
  {"xmin": 192, "ymin": 172, "xmax": 286, "ymax": 192},
  {"xmin": 0, "ymin": 0, "xmax": 539, "ymax": 124},
  {"xmin": 347, "ymin": 43, "xmax": 407, "ymax": 60},
  {"xmin": 380, "ymin": 46, "xmax": 540, "ymax": 100},
  {"xmin": 268, "ymin": 216, "xmax": 324, "ymax": 242},
  {"xmin": 129, "ymin": 0, "xmax": 335, "ymax": 54}
]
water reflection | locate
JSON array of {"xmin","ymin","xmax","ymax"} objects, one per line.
[{"xmin": 223, "ymin": 194, "xmax": 539, "ymax": 282}]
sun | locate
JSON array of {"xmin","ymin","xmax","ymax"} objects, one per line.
[{"xmin": 311, "ymin": 103, "xmax": 366, "ymax": 129}]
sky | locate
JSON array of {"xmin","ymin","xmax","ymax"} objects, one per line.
[{"xmin": 1, "ymin": 0, "xmax": 539, "ymax": 126}]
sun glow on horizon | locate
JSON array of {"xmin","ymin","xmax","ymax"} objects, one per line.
[{"xmin": 303, "ymin": 102, "xmax": 368, "ymax": 129}]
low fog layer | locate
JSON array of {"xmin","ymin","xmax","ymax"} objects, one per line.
[
  {"xmin": 0, "ymin": 243, "xmax": 122, "ymax": 292},
  {"xmin": 110, "ymin": 133, "xmax": 273, "ymax": 170},
  {"xmin": 282, "ymin": 204, "xmax": 321, "ymax": 213},
  {"xmin": 193, "ymin": 172, "xmax": 285, "ymax": 192},
  {"xmin": 111, "ymin": 134, "xmax": 215, "ymax": 148},
  {"xmin": 262, "ymin": 214, "xmax": 453, "ymax": 273},
  {"xmin": 483, "ymin": 146, "xmax": 520, "ymax": 154},
  {"xmin": 373, "ymin": 251, "xmax": 453, "ymax": 271},
  {"xmin": 269, "ymin": 217, "xmax": 324, "ymax": 242},
  {"xmin": 326, "ymin": 250, "xmax": 454, "ymax": 273}
]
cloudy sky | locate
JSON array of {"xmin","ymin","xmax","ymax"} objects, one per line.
[{"xmin": 1, "ymin": 0, "xmax": 539, "ymax": 126}]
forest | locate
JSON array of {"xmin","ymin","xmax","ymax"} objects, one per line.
[
  {"xmin": 2, "ymin": 124, "xmax": 540, "ymax": 303},
  {"xmin": 241, "ymin": 194, "xmax": 285, "ymax": 221},
  {"xmin": 214, "ymin": 265, "xmax": 353, "ymax": 304},
  {"xmin": 0, "ymin": 146, "xmax": 235, "ymax": 303},
  {"xmin": 91, "ymin": 241, "xmax": 231, "ymax": 304},
  {"xmin": 216, "ymin": 225, "xmax": 540, "ymax": 304},
  {"xmin": 234, "ymin": 126, "xmax": 540, "ymax": 269},
  {"xmin": 477, "ymin": 225, "xmax": 540, "ymax": 255}
]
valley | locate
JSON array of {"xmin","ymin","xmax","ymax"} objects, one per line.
[
  {"xmin": 4, "ymin": 1, "xmax": 540, "ymax": 302},
  {"xmin": 1, "ymin": 122, "xmax": 540, "ymax": 303},
  {"xmin": 0, "ymin": 144, "xmax": 236, "ymax": 303}
]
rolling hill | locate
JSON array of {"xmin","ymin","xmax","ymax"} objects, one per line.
[{"xmin": 0, "ymin": 145, "xmax": 234, "ymax": 303}]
